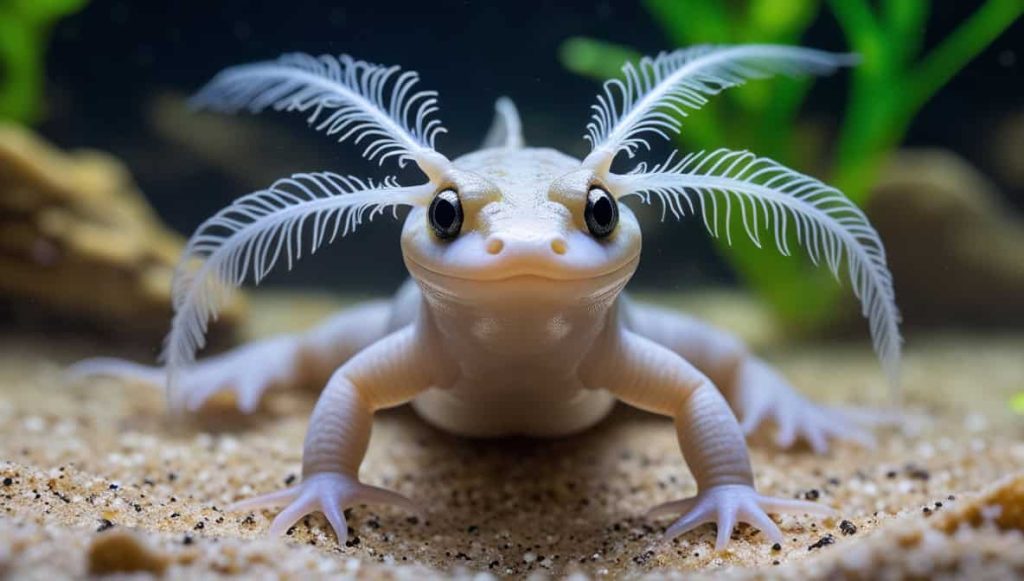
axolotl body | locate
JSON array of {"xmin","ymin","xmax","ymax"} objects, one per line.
[{"xmin": 76, "ymin": 45, "xmax": 902, "ymax": 551}]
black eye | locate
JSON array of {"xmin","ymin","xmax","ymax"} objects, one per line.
[
  {"xmin": 584, "ymin": 187, "xmax": 618, "ymax": 238},
  {"xmin": 428, "ymin": 189, "xmax": 463, "ymax": 240}
]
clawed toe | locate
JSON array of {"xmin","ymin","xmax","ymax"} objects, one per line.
[
  {"xmin": 352, "ymin": 483, "xmax": 422, "ymax": 516},
  {"xmin": 227, "ymin": 485, "xmax": 301, "ymax": 512},
  {"xmin": 268, "ymin": 493, "xmax": 322, "ymax": 537},
  {"xmin": 739, "ymin": 505, "xmax": 783, "ymax": 545},
  {"xmin": 645, "ymin": 497, "xmax": 696, "ymax": 519},
  {"xmin": 663, "ymin": 503, "xmax": 714, "ymax": 541}
]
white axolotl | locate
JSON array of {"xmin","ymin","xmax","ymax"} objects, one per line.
[{"xmin": 75, "ymin": 45, "xmax": 902, "ymax": 551}]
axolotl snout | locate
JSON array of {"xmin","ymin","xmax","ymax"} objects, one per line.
[{"xmin": 74, "ymin": 46, "xmax": 901, "ymax": 551}]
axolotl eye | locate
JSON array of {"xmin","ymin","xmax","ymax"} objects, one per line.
[
  {"xmin": 584, "ymin": 187, "xmax": 619, "ymax": 238},
  {"xmin": 429, "ymin": 189, "xmax": 463, "ymax": 240}
]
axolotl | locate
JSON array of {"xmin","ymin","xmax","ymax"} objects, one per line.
[{"xmin": 75, "ymin": 45, "xmax": 902, "ymax": 551}]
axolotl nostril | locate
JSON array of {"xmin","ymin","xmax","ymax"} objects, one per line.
[{"xmin": 73, "ymin": 46, "xmax": 901, "ymax": 551}]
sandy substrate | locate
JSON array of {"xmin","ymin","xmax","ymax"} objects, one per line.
[{"xmin": 1, "ymin": 292, "xmax": 1023, "ymax": 579}]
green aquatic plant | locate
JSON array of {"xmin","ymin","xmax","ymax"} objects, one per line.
[
  {"xmin": 562, "ymin": 0, "xmax": 1021, "ymax": 330},
  {"xmin": 0, "ymin": 0, "xmax": 87, "ymax": 123},
  {"xmin": 1013, "ymin": 392, "xmax": 1024, "ymax": 415}
]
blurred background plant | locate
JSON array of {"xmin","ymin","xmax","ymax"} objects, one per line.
[
  {"xmin": 561, "ymin": 0, "xmax": 1022, "ymax": 332},
  {"xmin": 0, "ymin": 0, "xmax": 87, "ymax": 123},
  {"xmin": 1013, "ymin": 391, "xmax": 1024, "ymax": 414}
]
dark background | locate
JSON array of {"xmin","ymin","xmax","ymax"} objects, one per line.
[{"xmin": 37, "ymin": 1, "xmax": 1023, "ymax": 292}]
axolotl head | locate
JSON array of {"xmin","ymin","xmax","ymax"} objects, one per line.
[{"xmin": 401, "ymin": 147, "xmax": 642, "ymax": 303}]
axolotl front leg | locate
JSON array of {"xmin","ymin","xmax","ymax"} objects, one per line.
[
  {"xmin": 232, "ymin": 323, "xmax": 446, "ymax": 544},
  {"xmin": 581, "ymin": 327, "xmax": 830, "ymax": 549}
]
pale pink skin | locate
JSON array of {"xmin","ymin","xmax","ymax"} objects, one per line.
[{"xmin": 72, "ymin": 105, "xmax": 879, "ymax": 551}]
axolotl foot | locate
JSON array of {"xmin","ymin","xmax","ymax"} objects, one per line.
[
  {"xmin": 68, "ymin": 336, "xmax": 300, "ymax": 413},
  {"xmin": 735, "ymin": 359, "xmax": 894, "ymax": 454},
  {"xmin": 647, "ymin": 484, "xmax": 834, "ymax": 551},
  {"xmin": 230, "ymin": 473, "xmax": 420, "ymax": 544}
]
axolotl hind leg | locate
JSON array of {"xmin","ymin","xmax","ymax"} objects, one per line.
[
  {"xmin": 69, "ymin": 299, "xmax": 396, "ymax": 413},
  {"xmin": 624, "ymin": 300, "xmax": 881, "ymax": 454}
]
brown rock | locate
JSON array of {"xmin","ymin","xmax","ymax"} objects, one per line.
[
  {"xmin": 992, "ymin": 109, "xmax": 1024, "ymax": 189},
  {"xmin": 0, "ymin": 123, "xmax": 244, "ymax": 340},
  {"xmin": 87, "ymin": 530, "xmax": 168, "ymax": 576},
  {"xmin": 867, "ymin": 149, "xmax": 1024, "ymax": 327}
]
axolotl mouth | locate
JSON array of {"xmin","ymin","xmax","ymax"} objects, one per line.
[
  {"xmin": 403, "ymin": 251, "xmax": 641, "ymax": 284},
  {"xmin": 402, "ymin": 252, "xmax": 641, "ymax": 304}
]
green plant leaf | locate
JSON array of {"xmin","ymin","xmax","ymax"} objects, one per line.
[
  {"xmin": 1012, "ymin": 392, "xmax": 1024, "ymax": 415},
  {"xmin": 833, "ymin": 0, "xmax": 1022, "ymax": 204},
  {"xmin": 904, "ymin": 0, "xmax": 1023, "ymax": 117},
  {"xmin": 881, "ymin": 0, "xmax": 928, "ymax": 66},
  {"xmin": 0, "ymin": 14, "xmax": 41, "ymax": 122},
  {"xmin": 748, "ymin": 0, "xmax": 818, "ymax": 42},
  {"xmin": 559, "ymin": 36, "xmax": 639, "ymax": 81},
  {"xmin": 0, "ymin": 0, "xmax": 88, "ymax": 123},
  {"xmin": 716, "ymin": 233, "xmax": 843, "ymax": 330},
  {"xmin": 644, "ymin": 0, "xmax": 731, "ymax": 45}
]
